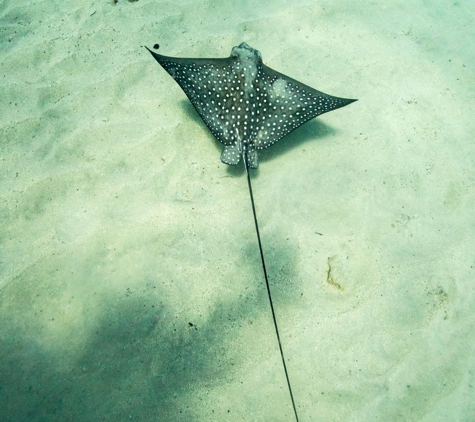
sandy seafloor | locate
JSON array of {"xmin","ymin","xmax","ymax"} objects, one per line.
[{"xmin": 1, "ymin": 0, "xmax": 475, "ymax": 421}]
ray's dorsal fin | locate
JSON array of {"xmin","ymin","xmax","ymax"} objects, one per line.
[{"xmin": 146, "ymin": 43, "xmax": 356, "ymax": 168}]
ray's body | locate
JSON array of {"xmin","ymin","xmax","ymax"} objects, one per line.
[{"xmin": 147, "ymin": 42, "xmax": 355, "ymax": 168}]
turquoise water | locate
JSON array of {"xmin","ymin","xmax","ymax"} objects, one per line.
[{"xmin": 1, "ymin": 0, "xmax": 474, "ymax": 421}]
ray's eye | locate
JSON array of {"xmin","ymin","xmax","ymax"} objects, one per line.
[{"xmin": 153, "ymin": 44, "xmax": 160, "ymax": 50}]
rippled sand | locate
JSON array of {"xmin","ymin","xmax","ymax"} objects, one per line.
[{"xmin": 1, "ymin": 1, "xmax": 474, "ymax": 421}]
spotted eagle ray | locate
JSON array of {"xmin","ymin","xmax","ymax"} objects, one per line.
[{"xmin": 146, "ymin": 42, "xmax": 356, "ymax": 422}]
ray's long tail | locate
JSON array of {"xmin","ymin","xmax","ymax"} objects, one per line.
[{"xmin": 243, "ymin": 154, "xmax": 300, "ymax": 422}]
